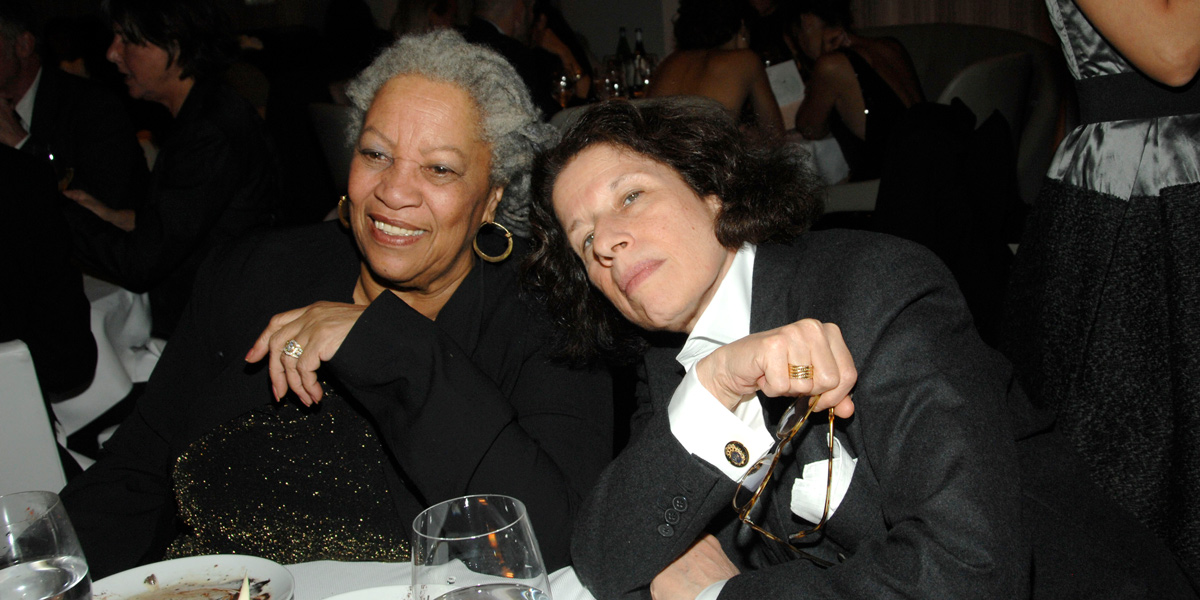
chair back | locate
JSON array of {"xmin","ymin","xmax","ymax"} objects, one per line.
[
  {"xmin": 308, "ymin": 103, "xmax": 358, "ymax": 193},
  {"xmin": 0, "ymin": 340, "xmax": 67, "ymax": 495},
  {"xmin": 937, "ymin": 52, "xmax": 1033, "ymax": 150}
]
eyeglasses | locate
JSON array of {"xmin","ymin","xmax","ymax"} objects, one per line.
[{"xmin": 731, "ymin": 394, "xmax": 836, "ymax": 567}]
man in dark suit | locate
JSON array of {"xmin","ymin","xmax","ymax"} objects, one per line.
[
  {"xmin": 464, "ymin": 0, "xmax": 562, "ymax": 119},
  {"xmin": 0, "ymin": 144, "xmax": 96, "ymax": 402},
  {"xmin": 0, "ymin": 0, "xmax": 147, "ymax": 209}
]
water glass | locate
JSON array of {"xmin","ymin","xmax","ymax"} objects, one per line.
[
  {"xmin": 0, "ymin": 491, "xmax": 91, "ymax": 600},
  {"xmin": 412, "ymin": 495, "xmax": 550, "ymax": 600}
]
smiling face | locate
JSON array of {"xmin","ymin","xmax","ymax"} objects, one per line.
[
  {"xmin": 348, "ymin": 74, "xmax": 502, "ymax": 311},
  {"xmin": 552, "ymin": 143, "xmax": 736, "ymax": 333}
]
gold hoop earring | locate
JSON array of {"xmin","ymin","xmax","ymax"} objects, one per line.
[
  {"xmin": 337, "ymin": 195, "xmax": 350, "ymax": 228},
  {"xmin": 473, "ymin": 221, "xmax": 513, "ymax": 263}
]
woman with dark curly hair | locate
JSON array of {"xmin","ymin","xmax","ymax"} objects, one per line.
[
  {"xmin": 525, "ymin": 97, "xmax": 1195, "ymax": 599},
  {"xmin": 645, "ymin": 0, "xmax": 783, "ymax": 139}
]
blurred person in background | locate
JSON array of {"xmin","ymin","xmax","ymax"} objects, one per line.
[
  {"xmin": 465, "ymin": 0, "xmax": 563, "ymax": 118},
  {"xmin": 0, "ymin": 0, "xmax": 147, "ymax": 210},
  {"xmin": 390, "ymin": 0, "xmax": 458, "ymax": 36},
  {"xmin": 782, "ymin": 0, "xmax": 922, "ymax": 181},
  {"xmin": 646, "ymin": 0, "xmax": 784, "ymax": 140},
  {"xmin": 60, "ymin": 0, "xmax": 279, "ymax": 339}
]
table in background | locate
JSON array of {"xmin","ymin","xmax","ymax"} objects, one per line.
[{"xmin": 52, "ymin": 276, "xmax": 164, "ymax": 466}]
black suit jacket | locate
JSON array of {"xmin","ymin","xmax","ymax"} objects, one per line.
[
  {"xmin": 61, "ymin": 222, "xmax": 613, "ymax": 579},
  {"xmin": 61, "ymin": 78, "xmax": 280, "ymax": 337},
  {"xmin": 24, "ymin": 67, "xmax": 148, "ymax": 210},
  {"xmin": 0, "ymin": 144, "xmax": 96, "ymax": 400},
  {"xmin": 572, "ymin": 230, "xmax": 1196, "ymax": 599}
]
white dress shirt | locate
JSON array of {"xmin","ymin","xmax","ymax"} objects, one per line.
[
  {"xmin": 665, "ymin": 244, "xmax": 856, "ymax": 600},
  {"xmin": 12, "ymin": 67, "xmax": 41, "ymax": 150}
]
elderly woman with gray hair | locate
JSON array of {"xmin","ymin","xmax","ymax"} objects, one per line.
[{"xmin": 61, "ymin": 30, "xmax": 611, "ymax": 579}]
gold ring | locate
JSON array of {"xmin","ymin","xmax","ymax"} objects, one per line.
[
  {"xmin": 788, "ymin": 364, "xmax": 813, "ymax": 380},
  {"xmin": 282, "ymin": 339, "xmax": 304, "ymax": 359}
]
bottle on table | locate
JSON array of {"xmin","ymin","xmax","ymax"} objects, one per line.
[
  {"xmin": 614, "ymin": 26, "xmax": 634, "ymax": 98},
  {"xmin": 631, "ymin": 28, "xmax": 651, "ymax": 97}
]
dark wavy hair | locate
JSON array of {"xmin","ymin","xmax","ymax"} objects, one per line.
[
  {"xmin": 524, "ymin": 97, "xmax": 823, "ymax": 363},
  {"xmin": 102, "ymin": 0, "xmax": 236, "ymax": 81},
  {"xmin": 673, "ymin": 0, "xmax": 749, "ymax": 50}
]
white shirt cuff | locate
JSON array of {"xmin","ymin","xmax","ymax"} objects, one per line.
[
  {"xmin": 695, "ymin": 579, "xmax": 727, "ymax": 600},
  {"xmin": 668, "ymin": 369, "xmax": 773, "ymax": 480}
]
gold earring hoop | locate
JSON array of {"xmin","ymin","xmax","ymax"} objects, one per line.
[
  {"xmin": 473, "ymin": 221, "xmax": 513, "ymax": 263},
  {"xmin": 337, "ymin": 195, "xmax": 350, "ymax": 228}
]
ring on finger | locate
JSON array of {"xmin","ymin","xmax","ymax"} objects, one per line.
[
  {"xmin": 788, "ymin": 363, "xmax": 813, "ymax": 380},
  {"xmin": 282, "ymin": 339, "xmax": 304, "ymax": 359}
]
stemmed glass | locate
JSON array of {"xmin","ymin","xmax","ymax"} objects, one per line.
[
  {"xmin": 412, "ymin": 495, "xmax": 551, "ymax": 600},
  {"xmin": 0, "ymin": 491, "xmax": 92, "ymax": 600}
]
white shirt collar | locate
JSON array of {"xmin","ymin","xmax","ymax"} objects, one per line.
[
  {"xmin": 14, "ymin": 67, "xmax": 42, "ymax": 133},
  {"xmin": 676, "ymin": 243, "xmax": 756, "ymax": 371}
]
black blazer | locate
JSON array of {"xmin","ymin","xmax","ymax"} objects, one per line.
[
  {"xmin": 0, "ymin": 144, "xmax": 96, "ymax": 400},
  {"xmin": 24, "ymin": 67, "xmax": 148, "ymax": 209},
  {"xmin": 572, "ymin": 230, "xmax": 1196, "ymax": 599}
]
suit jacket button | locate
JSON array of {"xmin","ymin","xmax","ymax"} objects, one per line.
[
  {"xmin": 724, "ymin": 441, "xmax": 749, "ymax": 467},
  {"xmin": 672, "ymin": 496, "xmax": 688, "ymax": 512},
  {"xmin": 657, "ymin": 523, "xmax": 674, "ymax": 537},
  {"xmin": 664, "ymin": 508, "xmax": 680, "ymax": 524}
]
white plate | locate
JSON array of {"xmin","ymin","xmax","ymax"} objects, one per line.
[
  {"xmin": 92, "ymin": 555, "xmax": 295, "ymax": 600},
  {"xmin": 324, "ymin": 585, "xmax": 410, "ymax": 600}
]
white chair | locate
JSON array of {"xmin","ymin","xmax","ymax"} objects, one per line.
[
  {"xmin": 0, "ymin": 340, "xmax": 67, "ymax": 495},
  {"xmin": 936, "ymin": 52, "xmax": 1033, "ymax": 148},
  {"xmin": 308, "ymin": 103, "xmax": 358, "ymax": 194}
]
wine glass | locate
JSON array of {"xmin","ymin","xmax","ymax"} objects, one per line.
[
  {"xmin": 0, "ymin": 491, "xmax": 92, "ymax": 600},
  {"xmin": 412, "ymin": 495, "xmax": 551, "ymax": 600}
]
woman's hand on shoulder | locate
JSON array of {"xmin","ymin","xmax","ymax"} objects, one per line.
[
  {"xmin": 694, "ymin": 319, "xmax": 856, "ymax": 418},
  {"xmin": 244, "ymin": 301, "xmax": 367, "ymax": 405}
]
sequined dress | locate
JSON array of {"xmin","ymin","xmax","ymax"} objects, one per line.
[
  {"xmin": 1005, "ymin": 0, "xmax": 1200, "ymax": 572},
  {"xmin": 60, "ymin": 222, "xmax": 614, "ymax": 579},
  {"xmin": 165, "ymin": 389, "xmax": 409, "ymax": 562}
]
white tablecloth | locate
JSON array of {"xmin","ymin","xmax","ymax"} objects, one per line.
[
  {"xmin": 52, "ymin": 276, "xmax": 164, "ymax": 463},
  {"xmin": 285, "ymin": 562, "xmax": 595, "ymax": 600}
]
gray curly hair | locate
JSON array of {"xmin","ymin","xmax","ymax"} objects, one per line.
[{"xmin": 345, "ymin": 29, "xmax": 559, "ymax": 237}]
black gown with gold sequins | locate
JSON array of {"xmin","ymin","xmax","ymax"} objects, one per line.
[{"xmin": 62, "ymin": 222, "xmax": 614, "ymax": 579}]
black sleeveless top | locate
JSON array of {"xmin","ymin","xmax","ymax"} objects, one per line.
[{"xmin": 828, "ymin": 47, "xmax": 909, "ymax": 181}]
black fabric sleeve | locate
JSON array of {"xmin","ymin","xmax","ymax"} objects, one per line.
[
  {"xmin": 327, "ymin": 292, "xmax": 613, "ymax": 570},
  {"xmin": 62, "ymin": 123, "xmax": 244, "ymax": 292}
]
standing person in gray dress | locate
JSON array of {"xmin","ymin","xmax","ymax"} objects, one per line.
[{"xmin": 1003, "ymin": 0, "xmax": 1200, "ymax": 574}]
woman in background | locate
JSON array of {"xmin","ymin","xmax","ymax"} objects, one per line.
[
  {"xmin": 647, "ymin": 0, "xmax": 783, "ymax": 140},
  {"xmin": 783, "ymin": 0, "xmax": 921, "ymax": 181}
]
